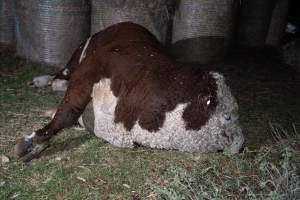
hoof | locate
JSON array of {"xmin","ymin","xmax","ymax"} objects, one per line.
[{"xmin": 14, "ymin": 134, "xmax": 49, "ymax": 162}]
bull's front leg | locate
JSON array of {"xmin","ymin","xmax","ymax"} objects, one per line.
[{"xmin": 15, "ymin": 58, "xmax": 101, "ymax": 162}]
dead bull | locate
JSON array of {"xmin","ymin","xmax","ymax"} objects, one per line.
[{"xmin": 15, "ymin": 22, "xmax": 244, "ymax": 162}]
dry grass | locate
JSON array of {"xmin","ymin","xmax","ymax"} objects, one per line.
[{"xmin": 154, "ymin": 125, "xmax": 300, "ymax": 200}]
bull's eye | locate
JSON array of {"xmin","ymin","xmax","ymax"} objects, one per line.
[{"xmin": 224, "ymin": 113, "xmax": 231, "ymax": 121}]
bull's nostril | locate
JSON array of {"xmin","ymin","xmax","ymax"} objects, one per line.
[
  {"xmin": 27, "ymin": 81, "xmax": 34, "ymax": 86},
  {"xmin": 224, "ymin": 114, "xmax": 231, "ymax": 121},
  {"xmin": 221, "ymin": 131, "xmax": 230, "ymax": 140}
]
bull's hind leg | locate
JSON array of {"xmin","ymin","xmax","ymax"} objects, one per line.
[
  {"xmin": 15, "ymin": 57, "xmax": 102, "ymax": 162},
  {"xmin": 43, "ymin": 40, "xmax": 92, "ymax": 117},
  {"xmin": 29, "ymin": 40, "xmax": 86, "ymax": 89},
  {"xmin": 53, "ymin": 40, "xmax": 88, "ymax": 81},
  {"xmin": 48, "ymin": 42, "xmax": 88, "ymax": 91}
]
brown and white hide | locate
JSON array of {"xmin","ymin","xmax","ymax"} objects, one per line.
[
  {"xmin": 15, "ymin": 22, "xmax": 244, "ymax": 162},
  {"xmin": 81, "ymin": 73, "xmax": 243, "ymax": 153}
]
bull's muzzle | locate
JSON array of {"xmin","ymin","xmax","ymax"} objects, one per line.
[{"xmin": 228, "ymin": 127, "xmax": 244, "ymax": 154}]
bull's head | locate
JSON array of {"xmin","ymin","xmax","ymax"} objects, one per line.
[{"xmin": 207, "ymin": 72, "xmax": 244, "ymax": 154}]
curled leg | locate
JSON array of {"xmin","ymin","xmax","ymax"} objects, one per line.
[
  {"xmin": 15, "ymin": 57, "xmax": 101, "ymax": 162},
  {"xmin": 53, "ymin": 42, "xmax": 85, "ymax": 81},
  {"xmin": 28, "ymin": 41, "xmax": 84, "ymax": 89}
]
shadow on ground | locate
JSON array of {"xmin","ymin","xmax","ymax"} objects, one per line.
[
  {"xmin": 43, "ymin": 132, "xmax": 93, "ymax": 157},
  {"xmin": 191, "ymin": 46, "xmax": 300, "ymax": 147}
]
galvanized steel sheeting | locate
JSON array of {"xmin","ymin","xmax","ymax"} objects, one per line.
[{"xmin": 15, "ymin": 0, "xmax": 90, "ymax": 67}]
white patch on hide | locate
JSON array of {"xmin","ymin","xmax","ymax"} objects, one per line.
[
  {"xmin": 62, "ymin": 69, "xmax": 69, "ymax": 76},
  {"xmin": 131, "ymin": 103, "xmax": 231, "ymax": 152},
  {"xmin": 51, "ymin": 112, "xmax": 56, "ymax": 119},
  {"xmin": 90, "ymin": 72, "xmax": 244, "ymax": 153},
  {"xmin": 78, "ymin": 116, "xmax": 85, "ymax": 128},
  {"xmin": 92, "ymin": 79, "xmax": 132, "ymax": 147},
  {"xmin": 207, "ymin": 100, "xmax": 211, "ymax": 105},
  {"xmin": 79, "ymin": 37, "xmax": 91, "ymax": 64},
  {"xmin": 25, "ymin": 132, "xmax": 36, "ymax": 141}
]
